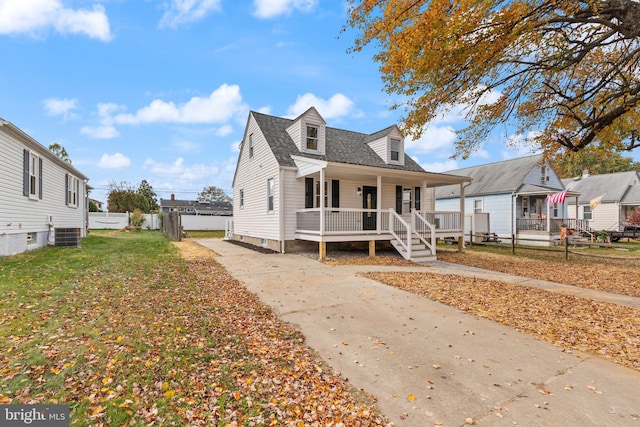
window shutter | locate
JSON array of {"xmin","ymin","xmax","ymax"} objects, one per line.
[
  {"xmin": 331, "ymin": 180, "xmax": 339, "ymax": 208},
  {"xmin": 414, "ymin": 187, "xmax": 421, "ymax": 211},
  {"xmin": 305, "ymin": 178, "xmax": 314, "ymax": 208},
  {"xmin": 38, "ymin": 158, "xmax": 43, "ymax": 199},
  {"xmin": 65, "ymin": 174, "xmax": 69, "ymax": 205},
  {"xmin": 23, "ymin": 149, "xmax": 29, "ymax": 196},
  {"xmin": 395, "ymin": 185, "xmax": 402, "ymax": 214},
  {"xmin": 76, "ymin": 178, "xmax": 80, "ymax": 206}
]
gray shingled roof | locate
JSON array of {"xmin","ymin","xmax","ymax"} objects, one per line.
[
  {"xmin": 251, "ymin": 111, "xmax": 426, "ymax": 172},
  {"xmin": 562, "ymin": 171, "xmax": 640, "ymax": 205},
  {"xmin": 434, "ymin": 154, "xmax": 560, "ymax": 198}
]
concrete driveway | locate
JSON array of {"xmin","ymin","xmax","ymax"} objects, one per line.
[{"xmin": 196, "ymin": 239, "xmax": 640, "ymax": 426}]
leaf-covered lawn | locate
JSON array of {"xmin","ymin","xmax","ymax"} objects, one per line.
[
  {"xmin": 363, "ymin": 272, "xmax": 640, "ymax": 372},
  {"xmin": 437, "ymin": 249, "xmax": 640, "ymax": 297},
  {"xmin": 0, "ymin": 232, "xmax": 387, "ymax": 426}
]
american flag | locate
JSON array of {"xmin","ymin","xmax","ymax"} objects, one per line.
[{"xmin": 546, "ymin": 189, "xmax": 568, "ymax": 204}]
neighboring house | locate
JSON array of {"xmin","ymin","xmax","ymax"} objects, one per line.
[
  {"xmin": 563, "ymin": 169, "xmax": 640, "ymax": 232},
  {"xmin": 160, "ymin": 194, "xmax": 233, "ymax": 216},
  {"xmin": 434, "ymin": 154, "xmax": 582, "ymax": 243},
  {"xmin": 0, "ymin": 118, "xmax": 89, "ymax": 256},
  {"xmin": 230, "ymin": 107, "xmax": 471, "ymax": 261},
  {"xmin": 89, "ymin": 198, "xmax": 104, "ymax": 211}
]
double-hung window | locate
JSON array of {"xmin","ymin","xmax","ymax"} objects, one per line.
[
  {"xmin": 66, "ymin": 174, "xmax": 79, "ymax": 207},
  {"xmin": 306, "ymin": 125, "xmax": 318, "ymax": 150},
  {"xmin": 390, "ymin": 139, "xmax": 400, "ymax": 162},
  {"xmin": 249, "ymin": 134, "xmax": 254, "ymax": 158},
  {"xmin": 267, "ymin": 178, "xmax": 274, "ymax": 213},
  {"xmin": 23, "ymin": 150, "xmax": 42, "ymax": 200},
  {"xmin": 583, "ymin": 205, "xmax": 592, "ymax": 220},
  {"xmin": 239, "ymin": 189, "xmax": 244, "ymax": 208},
  {"xmin": 474, "ymin": 199, "xmax": 483, "ymax": 213}
]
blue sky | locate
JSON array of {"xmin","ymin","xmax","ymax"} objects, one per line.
[{"xmin": 3, "ymin": 0, "xmax": 630, "ymax": 204}]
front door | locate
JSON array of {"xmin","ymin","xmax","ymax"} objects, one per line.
[{"xmin": 362, "ymin": 186, "xmax": 377, "ymax": 230}]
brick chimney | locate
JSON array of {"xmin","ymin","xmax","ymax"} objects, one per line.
[{"xmin": 171, "ymin": 193, "xmax": 175, "ymax": 200}]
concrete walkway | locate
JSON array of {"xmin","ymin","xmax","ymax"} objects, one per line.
[{"xmin": 196, "ymin": 239, "xmax": 640, "ymax": 426}]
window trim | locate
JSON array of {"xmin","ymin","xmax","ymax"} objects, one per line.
[
  {"xmin": 248, "ymin": 134, "xmax": 254, "ymax": 158},
  {"xmin": 390, "ymin": 138, "xmax": 401, "ymax": 162},
  {"xmin": 66, "ymin": 174, "xmax": 79, "ymax": 208},
  {"xmin": 583, "ymin": 205, "xmax": 593, "ymax": 221},
  {"xmin": 267, "ymin": 178, "xmax": 274, "ymax": 213},
  {"xmin": 306, "ymin": 124, "xmax": 319, "ymax": 151},
  {"xmin": 474, "ymin": 198, "xmax": 483, "ymax": 214},
  {"xmin": 239, "ymin": 189, "xmax": 244, "ymax": 209},
  {"xmin": 26, "ymin": 151, "xmax": 41, "ymax": 200}
]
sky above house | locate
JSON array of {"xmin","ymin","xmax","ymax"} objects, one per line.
[{"xmin": 3, "ymin": 0, "xmax": 637, "ymax": 204}]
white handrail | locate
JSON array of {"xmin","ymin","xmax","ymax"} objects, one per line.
[
  {"xmin": 413, "ymin": 210, "xmax": 435, "ymax": 254},
  {"xmin": 388, "ymin": 209, "xmax": 411, "ymax": 258}
]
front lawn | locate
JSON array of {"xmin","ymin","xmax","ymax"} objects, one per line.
[
  {"xmin": 0, "ymin": 231, "xmax": 386, "ymax": 426},
  {"xmin": 437, "ymin": 246, "xmax": 640, "ymax": 297}
]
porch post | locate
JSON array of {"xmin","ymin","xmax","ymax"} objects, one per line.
[
  {"xmin": 546, "ymin": 201, "xmax": 551, "ymax": 232},
  {"xmin": 458, "ymin": 182, "xmax": 465, "ymax": 252},
  {"xmin": 319, "ymin": 168, "xmax": 325, "ymax": 235},
  {"xmin": 319, "ymin": 241, "xmax": 327, "ymax": 261},
  {"xmin": 376, "ymin": 175, "xmax": 382, "ymax": 233}
]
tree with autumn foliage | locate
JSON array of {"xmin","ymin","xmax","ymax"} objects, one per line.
[
  {"xmin": 346, "ymin": 0, "xmax": 640, "ymax": 159},
  {"xmin": 550, "ymin": 148, "xmax": 640, "ymax": 178}
]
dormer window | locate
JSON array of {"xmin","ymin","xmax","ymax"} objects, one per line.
[
  {"xmin": 306, "ymin": 125, "xmax": 318, "ymax": 150},
  {"xmin": 391, "ymin": 139, "xmax": 400, "ymax": 162}
]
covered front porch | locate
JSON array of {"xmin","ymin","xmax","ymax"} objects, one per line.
[
  {"xmin": 290, "ymin": 156, "xmax": 471, "ymax": 261},
  {"xmin": 514, "ymin": 189, "xmax": 585, "ymax": 243}
]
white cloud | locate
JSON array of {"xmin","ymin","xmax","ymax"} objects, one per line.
[
  {"xmin": 0, "ymin": 0, "xmax": 112, "ymax": 41},
  {"xmin": 287, "ymin": 93, "xmax": 354, "ymax": 119},
  {"xmin": 81, "ymin": 102, "xmax": 123, "ymax": 139},
  {"xmin": 216, "ymin": 124, "xmax": 233, "ymax": 137},
  {"xmin": 42, "ymin": 97, "xmax": 78, "ymax": 120},
  {"xmin": 81, "ymin": 124, "xmax": 119, "ymax": 139},
  {"xmin": 253, "ymin": 0, "xmax": 318, "ymax": 19},
  {"xmin": 405, "ymin": 125, "xmax": 457, "ymax": 155},
  {"xmin": 98, "ymin": 153, "xmax": 130, "ymax": 169},
  {"xmin": 115, "ymin": 84, "xmax": 247, "ymax": 125},
  {"xmin": 418, "ymin": 159, "xmax": 459, "ymax": 173},
  {"xmin": 159, "ymin": 0, "xmax": 222, "ymax": 28},
  {"xmin": 143, "ymin": 157, "xmax": 185, "ymax": 175}
]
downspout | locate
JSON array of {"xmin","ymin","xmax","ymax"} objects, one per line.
[{"xmin": 279, "ymin": 168, "xmax": 285, "ymax": 253}]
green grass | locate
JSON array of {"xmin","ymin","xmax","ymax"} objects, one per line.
[
  {"xmin": 0, "ymin": 231, "xmax": 223, "ymax": 425},
  {"xmin": 183, "ymin": 229, "xmax": 225, "ymax": 238}
]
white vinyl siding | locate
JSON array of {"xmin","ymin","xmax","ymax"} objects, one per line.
[
  {"xmin": 0, "ymin": 124, "xmax": 88, "ymax": 256},
  {"xmin": 437, "ymin": 193, "xmax": 512, "ymax": 236},
  {"xmin": 233, "ymin": 114, "xmax": 281, "ymax": 241}
]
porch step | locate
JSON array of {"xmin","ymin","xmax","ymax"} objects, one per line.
[{"xmin": 390, "ymin": 238, "xmax": 436, "ymax": 263}]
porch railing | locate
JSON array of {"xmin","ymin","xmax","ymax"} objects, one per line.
[
  {"xmin": 516, "ymin": 218, "xmax": 565, "ymax": 233},
  {"xmin": 296, "ymin": 208, "xmax": 459, "ymax": 235}
]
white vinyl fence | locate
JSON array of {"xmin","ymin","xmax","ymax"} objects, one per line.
[{"xmin": 89, "ymin": 212, "xmax": 231, "ymax": 231}]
